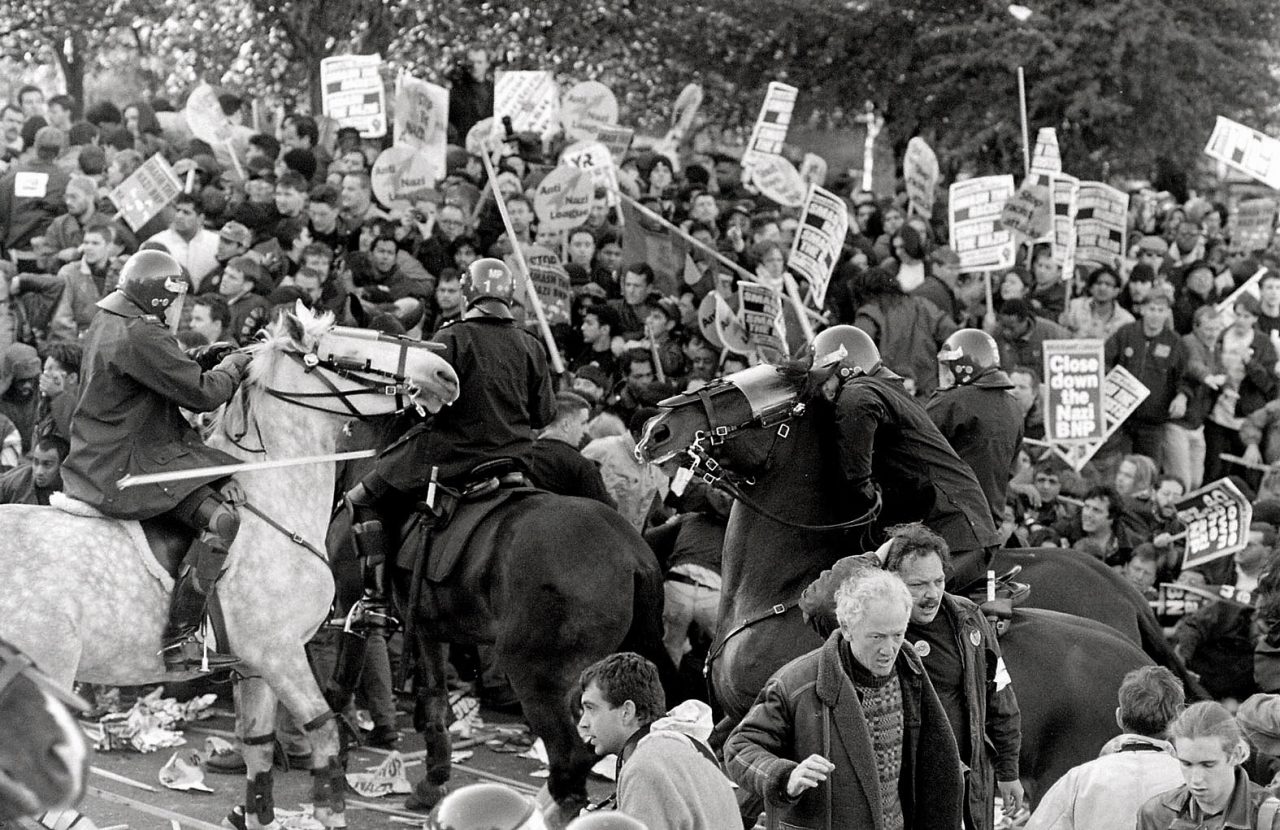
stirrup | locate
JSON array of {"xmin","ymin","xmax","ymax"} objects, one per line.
[{"xmin": 161, "ymin": 636, "xmax": 240, "ymax": 675}]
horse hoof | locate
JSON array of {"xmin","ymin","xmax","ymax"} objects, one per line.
[{"xmin": 404, "ymin": 780, "xmax": 448, "ymax": 812}]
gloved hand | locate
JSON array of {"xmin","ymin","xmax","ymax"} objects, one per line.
[
  {"xmin": 214, "ymin": 351, "xmax": 252, "ymax": 385},
  {"xmin": 188, "ymin": 341, "xmax": 240, "ymax": 371}
]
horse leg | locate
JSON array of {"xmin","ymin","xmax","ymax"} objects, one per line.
[
  {"xmin": 506, "ymin": 664, "xmax": 592, "ymax": 829},
  {"xmin": 406, "ymin": 638, "xmax": 451, "ymax": 812},
  {"xmin": 260, "ymin": 656, "xmax": 346, "ymax": 830},
  {"xmin": 233, "ymin": 676, "xmax": 282, "ymax": 830}
]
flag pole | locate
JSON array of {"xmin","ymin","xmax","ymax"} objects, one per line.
[{"xmin": 1018, "ymin": 67, "xmax": 1030, "ymax": 179}]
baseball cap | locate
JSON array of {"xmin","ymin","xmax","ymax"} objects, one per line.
[
  {"xmin": 219, "ymin": 221, "xmax": 252, "ymax": 248},
  {"xmin": 1136, "ymin": 236, "xmax": 1169, "ymax": 256}
]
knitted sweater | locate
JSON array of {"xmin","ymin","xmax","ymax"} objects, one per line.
[{"xmin": 845, "ymin": 649, "xmax": 905, "ymax": 830}]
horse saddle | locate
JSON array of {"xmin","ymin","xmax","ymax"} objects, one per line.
[
  {"xmin": 396, "ymin": 458, "xmax": 540, "ymax": 583},
  {"xmin": 956, "ymin": 565, "xmax": 1031, "ymax": 622},
  {"xmin": 139, "ymin": 517, "xmax": 195, "ymax": 581}
]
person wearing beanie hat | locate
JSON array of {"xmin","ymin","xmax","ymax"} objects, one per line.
[{"xmin": 0, "ymin": 342, "xmax": 43, "ymax": 454}]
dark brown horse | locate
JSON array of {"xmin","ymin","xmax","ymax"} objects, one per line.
[
  {"xmin": 332, "ymin": 443, "xmax": 670, "ymax": 826},
  {"xmin": 636, "ymin": 364, "xmax": 1198, "ymax": 797}
]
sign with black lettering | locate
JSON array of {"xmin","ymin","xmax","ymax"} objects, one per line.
[
  {"xmin": 948, "ymin": 176, "xmax": 1015, "ymax": 271},
  {"xmin": 1043, "ymin": 339, "xmax": 1105, "ymax": 443},
  {"xmin": 1176, "ymin": 478, "xmax": 1252, "ymax": 571}
]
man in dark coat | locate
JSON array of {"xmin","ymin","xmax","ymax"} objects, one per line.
[
  {"xmin": 0, "ymin": 434, "xmax": 67, "ymax": 505},
  {"xmin": 801, "ymin": 527, "xmax": 1024, "ymax": 830},
  {"xmin": 927, "ymin": 328, "xmax": 1026, "ymax": 524},
  {"xmin": 346, "ymin": 257, "xmax": 554, "ymax": 560},
  {"xmin": 61, "ymin": 250, "xmax": 251, "ymax": 674},
  {"xmin": 725, "ymin": 567, "xmax": 964, "ymax": 830},
  {"xmin": 526, "ymin": 390, "xmax": 614, "ymax": 506},
  {"xmin": 811, "ymin": 325, "xmax": 1002, "ymax": 590}
]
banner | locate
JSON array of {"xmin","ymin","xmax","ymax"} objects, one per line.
[
  {"xmin": 533, "ymin": 165, "xmax": 594, "ymax": 233},
  {"xmin": 749, "ymin": 154, "xmax": 806, "ymax": 208},
  {"xmin": 1000, "ymin": 172, "xmax": 1053, "ymax": 239},
  {"xmin": 741, "ymin": 82, "xmax": 798, "ymax": 171},
  {"xmin": 1042, "ymin": 339, "xmax": 1105, "ymax": 444},
  {"xmin": 507, "ymin": 244, "xmax": 571, "ymax": 326},
  {"xmin": 494, "ymin": 71, "xmax": 560, "ymax": 137},
  {"xmin": 1029, "ymin": 128, "xmax": 1061, "ymax": 175},
  {"xmin": 1176, "ymin": 478, "xmax": 1252, "ymax": 571},
  {"xmin": 1231, "ymin": 198, "xmax": 1277, "ymax": 253},
  {"xmin": 904, "ymin": 137, "xmax": 939, "ymax": 220},
  {"xmin": 1051, "ymin": 174, "xmax": 1080, "ymax": 281},
  {"xmin": 1150, "ymin": 583, "xmax": 1211, "ymax": 620},
  {"xmin": 787, "ymin": 184, "xmax": 848, "ymax": 308},
  {"xmin": 1204, "ymin": 116, "xmax": 1280, "ymax": 190},
  {"xmin": 109, "ymin": 153, "xmax": 182, "ymax": 232},
  {"xmin": 619, "ymin": 198, "xmax": 689, "ymax": 297},
  {"xmin": 1051, "ymin": 365, "xmax": 1150, "ymax": 470},
  {"xmin": 738, "ymin": 281, "xmax": 787, "ymax": 362},
  {"xmin": 593, "ymin": 125, "xmax": 635, "ymax": 162},
  {"xmin": 320, "ymin": 54, "xmax": 387, "ymax": 138},
  {"xmin": 1075, "ymin": 182, "xmax": 1128, "ymax": 269},
  {"xmin": 560, "ymin": 81, "xmax": 618, "ymax": 142},
  {"xmin": 184, "ymin": 82, "xmax": 234, "ymax": 145},
  {"xmin": 393, "ymin": 74, "xmax": 448, "ymax": 184},
  {"xmin": 948, "ymin": 176, "xmax": 1016, "ymax": 271},
  {"xmin": 561, "ymin": 140, "xmax": 620, "ymax": 206},
  {"xmin": 370, "ymin": 146, "xmax": 437, "ymax": 208}
]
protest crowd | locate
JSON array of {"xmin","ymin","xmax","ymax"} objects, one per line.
[{"xmin": 12, "ymin": 35, "xmax": 1280, "ymax": 830}]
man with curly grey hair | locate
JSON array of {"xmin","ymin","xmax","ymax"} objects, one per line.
[{"xmin": 725, "ymin": 568, "xmax": 963, "ymax": 830}]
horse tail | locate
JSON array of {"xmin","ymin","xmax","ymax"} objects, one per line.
[
  {"xmin": 1134, "ymin": 594, "xmax": 1211, "ymax": 701},
  {"xmin": 619, "ymin": 556, "xmax": 682, "ymax": 699}
]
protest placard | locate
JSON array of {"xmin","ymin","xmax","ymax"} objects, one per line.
[
  {"xmin": 370, "ymin": 146, "xmax": 437, "ymax": 208},
  {"xmin": 948, "ymin": 176, "xmax": 1016, "ymax": 271},
  {"xmin": 787, "ymin": 184, "xmax": 848, "ymax": 308},
  {"xmin": 1151, "ymin": 583, "xmax": 1210, "ymax": 620},
  {"xmin": 799, "ymin": 153, "xmax": 828, "ymax": 187},
  {"xmin": 561, "ymin": 140, "xmax": 620, "ymax": 206},
  {"xmin": 749, "ymin": 154, "xmax": 806, "ymax": 208},
  {"xmin": 1176, "ymin": 478, "xmax": 1252, "ymax": 571},
  {"xmin": 533, "ymin": 166, "xmax": 594, "ymax": 233},
  {"xmin": 320, "ymin": 54, "xmax": 386, "ymax": 138},
  {"xmin": 1051, "ymin": 174, "xmax": 1079, "ymax": 280},
  {"xmin": 393, "ymin": 74, "xmax": 448, "ymax": 184},
  {"xmin": 559, "ymin": 81, "xmax": 618, "ymax": 142},
  {"xmin": 1042, "ymin": 339, "xmax": 1105, "ymax": 443},
  {"xmin": 1030, "ymin": 128, "xmax": 1061, "ymax": 175},
  {"xmin": 109, "ymin": 153, "xmax": 182, "ymax": 232},
  {"xmin": 184, "ymin": 82, "xmax": 234, "ymax": 145},
  {"xmin": 1050, "ymin": 365, "xmax": 1150, "ymax": 470},
  {"xmin": 593, "ymin": 125, "xmax": 634, "ymax": 161},
  {"xmin": 1000, "ymin": 172, "xmax": 1053, "ymax": 239},
  {"xmin": 1204, "ymin": 116, "xmax": 1280, "ymax": 190},
  {"xmin": 505, "ymin": 244, "xmax": 571, "ymax": 326},
  {"xmin": 494, "ymin": 71, "xmax": 560, "ymax": 137},
  {"xmin": 737, "ymin": 281, "xmax": 787, "ymax": 362},
  {"xmin": 741, "ymin": 82, "xmax": 798, "ymax": 171},
  {"xmin": 1231, "ymin": 198, "xmax": 1277, "ymax": 253},
  {"xmin": 707, "ymin": 292, "xmax": 752, "ymax": 355},
  {"xmin": 904, "ymin": 137, "xmax": 939, "ymax": 220},
  {"xmin": 1075, "ymin": 182, "xmax": 1128, "ymax": 269}
]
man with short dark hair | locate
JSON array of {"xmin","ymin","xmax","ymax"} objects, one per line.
[
  {"xmin": 526, "ymin": 391, "xmax": 614, "ymax": 506},
  {"xmin": 0, "ymin": 434, "xmax": 67, "ymax": 505},
  {"xmin": 448, "ymin": 46, "xmax": 494, "ymax": 141},
  {"xmin": 611, "ymin": 265, "xmax": 654, "ymax": 341},
  {"xmin": 430, "ymin": 269, "xmax": 464, "ymax": 332},
  {"xmin": 191, "ymin": 295, "xmax": 230, "ymax": 345},
  {"xmin": 218, "ymin": 255, "xmax": 272, "ymax": 345},
  {"xmin": 573, "ymin": 303, "xmax": 621, "ymax": 382},
  {"xmin": 306, "ymin": 184, "xmax": 344, "ymax": 252},
  {"xmin": 46, "ymin": 95, "xmax": 75, "ymax": 132},
  {"xmin": 1026, "ymin": 666, "xmax": 1184, "ymax": 830},
  {"xmin": 578, "ymin": 651, "xmax": 739, "ymax": 830},
  {"xmin": 1055, "ymin": 484, "xmax": 1127, "ymax": 563},
  {"xmin": 993, "ymin": 298, "xmax": 1071, "ymax": 371},
  {"xmin": 145, "ymin": 192, "xmax": 219, "ymax": 287},
  {"xmin": 17, "ymin": 85, "xmax": 45, "ymax": 120}
]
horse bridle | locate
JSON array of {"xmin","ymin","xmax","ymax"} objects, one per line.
[
  {"xmin": 677, "ymin": 380, "xmax": 881, "ymax": 533},
  {"xmin": 264, "ymin": 349, "xmax": 426, "ymax": 420},
  {"xmin": 0, "ymin": 638, "xmax": 89, "ymax": 712}
]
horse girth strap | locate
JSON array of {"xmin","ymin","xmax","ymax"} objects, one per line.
[
  {"xmin": 705, "ymin": 601, "xmax": 797, "ymax": 671},
  {"xmin": 240, "ymin": 500, "xmax": 328, "ymax": 565}
]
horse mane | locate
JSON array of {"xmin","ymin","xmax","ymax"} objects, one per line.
[
  {"xmin": 210, "ymin": 303, "xmax": 335, "ymax": 439},
  {"xmin": 773, "ymin": 359, "xmax": 826, "ymax": 404}
]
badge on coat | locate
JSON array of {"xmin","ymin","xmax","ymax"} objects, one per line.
[
  {"xmin": 969, "ymin": 629, "xmax": 982, "ymax": 647},
  {"xmin": 1153, "ymin": 343, "xmax": 1171, "ymax": 359},
  {"xmin": 913, "ymin": 640, "xmax": 931, "ymax": 658}
]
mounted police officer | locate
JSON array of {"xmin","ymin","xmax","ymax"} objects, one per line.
[
  {"xmin": 927, "ymin": 328, "xmax": 1025, "ymax": 525},
  {"xmin": 346, "ymin": 257, "xmax": 554, "ymax": 562},
  {"xmin": 61, "ymin": 249, "xmax": 252, "ymax": 675},
  {"xmin": 809, "ymin": 324, "xmax": 1001, "ymax": 590}
]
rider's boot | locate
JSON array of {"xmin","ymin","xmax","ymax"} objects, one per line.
[
  {"xmin": 347, "ymin": 476, "xmax": 392, "ymax": 565},
  {"xmin": 161, "ymin": 487, "xmax": 242, "ymax": 674}
]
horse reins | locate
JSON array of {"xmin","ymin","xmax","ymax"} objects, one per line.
[{"xmin": 263, "ymin": 350, "xmax": 424, "ymax": 420}]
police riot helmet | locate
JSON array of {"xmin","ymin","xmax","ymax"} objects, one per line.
[
  {"xmin": 425, "ymin": 783, "xmax": 547, "ymax": 830},
  {"xmin": 809, "ymin": 325, "xmax": 881, "ymax": 382},
  {"xmin": 462, "ymin": 257, "xmax": 516, "ymax": 308},
  {"xmin": 937, "ymin": 328, "xmax": 1001, "ymax": 389},
  {"xmin": 97, "ymin": 249, "xmax": 189, "ymax": 317}
]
